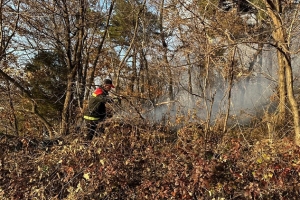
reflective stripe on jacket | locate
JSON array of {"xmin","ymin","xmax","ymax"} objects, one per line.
[{"xmin": 83, "ymin": 115, "xmax": 100, "ymax": 120}]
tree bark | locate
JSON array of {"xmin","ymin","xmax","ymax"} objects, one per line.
[{"xmin": 277, "ymin": 50, "xmax": 286, "ymax": 122}]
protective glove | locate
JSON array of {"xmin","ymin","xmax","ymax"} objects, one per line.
[{"xmin": 112, "ymin": 97, "xmax": 122, "ymax": 104}]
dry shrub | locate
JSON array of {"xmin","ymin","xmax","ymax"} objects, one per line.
[{"xmin": 1, "ymin": 120, "xmax": 300, "ymax": 199}]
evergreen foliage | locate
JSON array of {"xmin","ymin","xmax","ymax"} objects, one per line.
[{"xmin": 24, "ymin": 50, "xmax": 67, "ymax": 119}]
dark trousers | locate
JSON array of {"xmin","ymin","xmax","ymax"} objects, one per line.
[{"xmin": 85, "ymin": 119, "xmax": 105, "ymax": 140}]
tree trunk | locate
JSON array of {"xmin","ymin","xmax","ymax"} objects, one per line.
[
  {"xmin": 7, "ymin": 81, "xmax": 18, "ymax": 136},
  {"xmin": 60, "ymin": 0, "xmax": 85, "ymax": 135},
  {"xmin": 129, "ymin": 48, "xmax": 137, "ymax": 93},
  {"xmin": 264, "ymin": 0, "xmax": 300, "ymax": 145},
  {"xmin": 223, "ymin": 46, "xmax": 237, "ymax": 133},
  {"xmin": 277, "ymin": 50, "xmax": 286, "ymax": 122},
  {"xmin": 60, "ymin": 74, "xmax": 75, "ymax": 135},
  {"xmin": 159, "ymin": 0, "xmax": 173, "ymax": 100},
  {"xmin": 285, "ymin": 61, "xmax": 300, "ymax": 145}
]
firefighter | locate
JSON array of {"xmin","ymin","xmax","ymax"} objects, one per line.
[{"xmin": 83, "ymin": 79, "xmax": 115, "ymax": 140}]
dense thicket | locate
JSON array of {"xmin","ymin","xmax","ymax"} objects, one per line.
[{"xmin": 1, "ymin": 121, "xmax": 300, "ymax": 199}]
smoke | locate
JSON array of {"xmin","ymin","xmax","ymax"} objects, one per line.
[{"xmin": 144, "ymin": 44, "xmax": 293, "ymax": 127}]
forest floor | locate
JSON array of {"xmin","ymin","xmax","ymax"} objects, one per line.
[{"xmin": 1, "ymin": 119, "xmax": 300, "ymax": 199}]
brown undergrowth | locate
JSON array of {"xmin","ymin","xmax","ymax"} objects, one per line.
[{"xmin": 1, "ymin": 120, "xmax": 300, "ymax": 200}]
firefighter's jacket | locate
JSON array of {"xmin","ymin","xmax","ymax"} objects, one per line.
[{"xmin": 84, "ymin": 87, "xmax": 109, "ymax": 121}]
